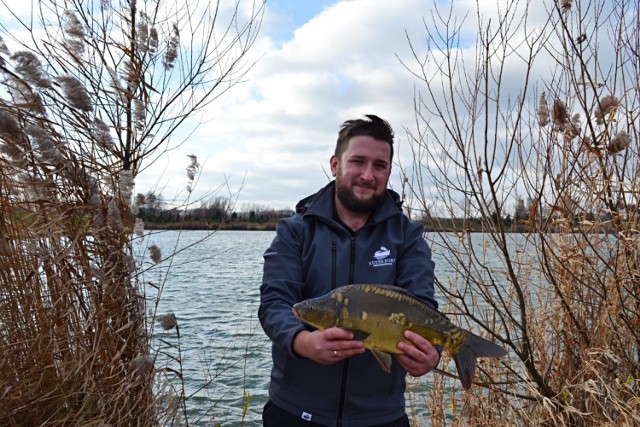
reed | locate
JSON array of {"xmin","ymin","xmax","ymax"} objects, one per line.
[
  {"xmin": 0, "ymin": 133, "xmax": 155, "ymax": 425},
  {"xmin": 401, "ymin": 0, "xmax": 639, "ymax": 425},
  {"xmin": 0, "ymin": 0, "xmax": 263, "ymax": 425}
]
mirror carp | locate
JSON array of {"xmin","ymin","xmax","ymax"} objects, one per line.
[{"xmin": 292, "ymin": 284, "xmax": 507, "ymax": 390}]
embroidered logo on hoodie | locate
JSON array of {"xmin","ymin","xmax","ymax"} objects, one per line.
[{"xmin": 369, "ymin": 246, "xmax": 395, "ymax": 267}]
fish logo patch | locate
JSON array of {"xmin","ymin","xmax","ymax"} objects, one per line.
[
  {"xmin": 369, "ymin": 246, "xmax": 395, "ymax": 267},
  {"xmin": 374, "ymin": 246, "xmax": 391, "ymax": 260}
]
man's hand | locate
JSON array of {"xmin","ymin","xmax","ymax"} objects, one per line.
[
  {"xmin": 293, "ymin": 327, "xmax": 365, "ymax": 365},
  {"xmin": 395, "ymin": 330, "xmax": 440, "ymax": 377}
]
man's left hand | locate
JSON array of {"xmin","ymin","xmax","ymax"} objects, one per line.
[{"xmin": 395, "ymin": 330, "xmax": 440, "ymax": 377}]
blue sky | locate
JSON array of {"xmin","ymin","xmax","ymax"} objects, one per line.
[
  {"xmin": 264, "ymin": 0, "xmax": 339, "ymax": 43},
  {"xmin": 2, "ymin": 0, "xmax": 630, "ymax": 221}
]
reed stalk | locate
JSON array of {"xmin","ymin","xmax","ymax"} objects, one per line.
[
  {"xmin": 0, "ymin": 0, "xmax": 263, "ymax": 424},
  {"xmin": 401, "ymin": 0, "xmax": 640, "ymax": 425}
]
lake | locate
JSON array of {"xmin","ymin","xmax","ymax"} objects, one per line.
[
  {"xmin": 138, "ymin": 229, "xmax": 506, "ymax": 426},
  {"xmin": 139, "ymin": 230, "xmax": 275, "ymax": 426}
]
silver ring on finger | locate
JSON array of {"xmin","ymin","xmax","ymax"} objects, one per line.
[{"xmin": 334, "ymin": 350, "xmax": 338, "ymax": 357}]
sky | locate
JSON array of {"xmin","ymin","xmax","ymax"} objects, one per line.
[
  {"xmin": 135, "ymin": 0, "xmax": 448, "ymax": 211},
  {"xmin": 1, "ymin": 0, "xmax": 600, "ymax": 213}
]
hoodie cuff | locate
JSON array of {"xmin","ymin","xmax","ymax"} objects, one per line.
[
  {"xmin": 289, "ymin": 326, "xmax": 312, "ymax": 358},
  {"xmin": 434, "ymin": 345, "xmax": 443, "ymax": 366}
]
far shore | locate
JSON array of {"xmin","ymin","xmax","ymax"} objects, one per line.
[{"xmin": 142, "ymin": 219, "xmax": 618, "ymax": 234}]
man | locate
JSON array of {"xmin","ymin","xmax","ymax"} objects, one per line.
[{"xmin": 259, "ymin": 115, "xmax": 440, "ymax": 427}]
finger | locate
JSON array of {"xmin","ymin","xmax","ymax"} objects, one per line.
[
  {"xmin": 327, "ymin": 349, "xmax": 344, "ymax": 362},
  {"xmin": 396, "ymin": 333, "xmax": 439, "ymax": 376},
  {"xmin": 318, "ymin": 348, "xmax": 340, "ymax": 364},
  {"xmin": 332, "ymin": 341, "xmax": 365, "ymax": 358},
  {"xmin": 401, "ymin": 332, "xmax": 438, "ymax": 363},
  {"xmin": 323, "ymin": 327, "xmax": 356, "ymax": 340},
  {"xmin": 395, "ymin": 354, "xmax": 419, "ymax": 376},
  {"xmin": 396, "ymin": 352, "xmax": 433, "ymax": 377},
  {"xmin": 397, "ymin": 340, "xmax": 424, "ymax": 358},
  {"xmin": 330, "ymin": 339, "xmax": 365, "ymax": 361},
  {"xmin": 403, "ymin": 330, "xmax": 434, "ymax": 352}
]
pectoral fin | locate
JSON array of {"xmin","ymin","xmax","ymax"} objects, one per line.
[
  {"xmin": 370, "ymin": 349, "xmax": 392, "ymax": 373},
  {"xmin": 345, "ymin": 329, "xmax": 370, "ymax": 342}
]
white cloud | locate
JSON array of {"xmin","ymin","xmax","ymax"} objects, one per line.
[
  {"xmin": 138, "ymin": 0, "xmax": 435, "ymax": 210},
  {"xmin": 2, "ymin": 0, "xmax": 566, "ymax": 212}
]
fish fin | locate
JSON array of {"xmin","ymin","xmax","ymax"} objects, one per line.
[
  {"xmin": 370, "ymin": 349, "xmax": 392, "ymax": 373},
  {"xmin": 453, "ymin": 333, "xmax": 507, "ymax": 390},
  {"xmin": 464, "ymin": 331, "xmax": 508, "ymax": 358},
  {"xmin": 452, "ymin": 345, "xmax": 476, "ymax": 390},
  {"xmin": 345, "ymin": 329, "xmax": 370, "ymax": 342}
]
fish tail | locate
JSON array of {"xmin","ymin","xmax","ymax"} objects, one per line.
[
  {"xmin": 453, "ymin": 332, "xmax": 507, "ymax": 390},
  {"xmin": 452, "ymin": 344, "xmax": 477, "ymax": 390}
]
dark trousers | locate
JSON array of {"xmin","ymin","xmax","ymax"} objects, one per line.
[{"xmin": 262, "ymin": 400, "xmax": 411, "ymax": 427}]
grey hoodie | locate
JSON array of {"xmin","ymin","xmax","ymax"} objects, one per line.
[{"xmin": 259, "ymin": 181, "xmax": 437, "ymax": 427}]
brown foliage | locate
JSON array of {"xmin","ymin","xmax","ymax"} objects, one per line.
[
  {"xmin": 401, "ymin": 0, "xmax": 640, "ymax": 425},
  {"xmin": 0, "ymin": 0, "xmax": 263, "ymax": 424},
  {"xmin": 0, "ymin": 130, "xmax": 154, "ymax": 425}
]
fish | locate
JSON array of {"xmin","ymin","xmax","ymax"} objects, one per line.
[{"xmin": 292, "ymin": 284, "xmax": 507, "ymax": 390}]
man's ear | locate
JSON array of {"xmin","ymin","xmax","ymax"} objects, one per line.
[{"xmin": 330, "ymin": 155, "xmax": 338, "ymax": 177}]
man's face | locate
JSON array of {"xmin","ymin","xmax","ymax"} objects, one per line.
[{"xmin": 331, "ymin": 136, "xmax": 392, "ymax": 214}]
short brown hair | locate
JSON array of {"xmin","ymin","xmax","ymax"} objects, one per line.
[{"xmin": 335, "ymin": 114, "xmax": 394, "ymax": 162}]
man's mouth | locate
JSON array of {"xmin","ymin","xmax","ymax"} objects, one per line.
[{"xmin": 355, "ymin": 183, "xmax": 375, "ymax": 191}]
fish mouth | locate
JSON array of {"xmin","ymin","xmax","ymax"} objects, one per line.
[{"xmin": 291, "ymin": 307, "xmax": 301, "ymax": 319}]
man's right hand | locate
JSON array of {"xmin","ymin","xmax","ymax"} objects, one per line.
[{"xmin": 293, "ymin": 327, "xmax": 365, "ymax": 364}]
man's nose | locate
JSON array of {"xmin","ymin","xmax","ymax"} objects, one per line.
[{"xmin": 360, "ymin": 164, "xmax": 375, "ymax": 181}]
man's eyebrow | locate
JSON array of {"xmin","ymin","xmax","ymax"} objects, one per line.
[{"xmin": 348, "ymin": 154, "xmax": 390, "ymax": 165}]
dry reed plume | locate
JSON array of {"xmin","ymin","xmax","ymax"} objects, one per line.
[
  {"xmin": 401, "ymin": 0, "xmax": 640, "ymax": 425},
  {"xmin": 0, "ymin": 0, "xmax": 263, "ymax": 425},
  {"xmin": 0, "ymin": 122, "xmax": 155, "ymax": 425}
]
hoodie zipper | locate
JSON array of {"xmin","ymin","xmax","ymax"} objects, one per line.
[
  {"xmin": 336, "ymin": 235, "xmax": 357, "ymax": 426},
  {"xmin": 331, "ymin": 242, "xmax": 337, "ymax": 290}
]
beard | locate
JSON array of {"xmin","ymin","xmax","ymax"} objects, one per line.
[{"xmin": 335, "ymin": 174, "xmax": 386, "ymax": 214}]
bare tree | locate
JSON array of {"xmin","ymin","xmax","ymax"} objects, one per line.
[
  {"xmin": 401, "ymin": 0, "xmax": 639, "ymax": 425},
  {"xmin": 0, "ymin": 0, "xmax": 263, "ymax": 425}
]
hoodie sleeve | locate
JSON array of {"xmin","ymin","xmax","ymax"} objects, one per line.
[
  {"xmin": 396, "ymin": 219, "xmax": 444, "ymax": 360},
  {"xmin": 396, "ymin": 219, "xmax": 438, "ymax": 310},
  {"xmin": 258, "ymin": 216, "xmax": 308, "ymax": 356}
]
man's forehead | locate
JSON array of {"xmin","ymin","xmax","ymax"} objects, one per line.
[{"xmin": 343, "ymin": 141, "xmax": 391, "ymax": 163}]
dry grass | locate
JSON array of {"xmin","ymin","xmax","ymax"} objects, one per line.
[
  {"xmin": 0, "ymin": 155, "xmax": 155, "ymax": 425},
  {"xmin": 401, "ymin": 0, "xmax": 640, "ymax": 424},
  {"xmin": 410, "ymin": 220, "xmax": 639, "ymax": 426},
  {"xmin": 414, "ymin": 151, "xmax": 640, "ymax": 427},
  {"xmin": 0, "ymin": 1, "xmax": 263, "ymax": 424}
]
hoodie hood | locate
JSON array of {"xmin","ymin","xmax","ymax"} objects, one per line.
[{"xmin": 295, "ymin": 181, "xmax": 403, "ymax": 224}]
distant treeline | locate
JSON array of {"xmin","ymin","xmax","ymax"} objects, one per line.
[
  {"xmin": 138, "ymin": 205, "xmax": 534, "ymax": 232},
  {"xmin": 138, "ymin": 192, "xmax": 541, "ymax": 232},
  {"xmin": 139, "ymin": 205, "xmax": 295, "ymax": 231}
]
